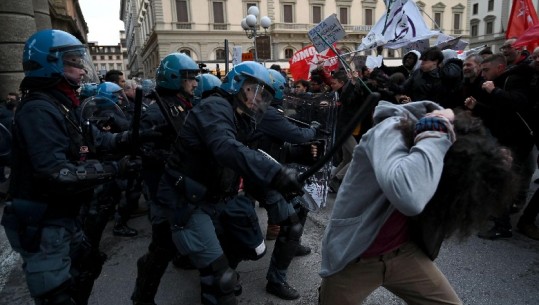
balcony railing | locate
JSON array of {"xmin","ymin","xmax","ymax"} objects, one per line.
[
  {"xmin": 175, "ymin": 23, "xmax": 192, "ymax": 29},
  {"xmin": 213, "ymin": 24, "xmax": 228, "ymax": 30},
  {"xmin": 271, "ymin": 23, "xmax": 372, "ymax": 33}
]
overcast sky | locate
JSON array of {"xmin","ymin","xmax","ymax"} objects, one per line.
[{"xmin": 79, "ymin": 0, "xmax": 124, "ymax": 45}]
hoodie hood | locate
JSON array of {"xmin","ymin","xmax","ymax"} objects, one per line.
[
  {"xmin": 403, "ymin": 50, "xmax": 422, "ymax": 72},
  {"xmin": 373, "ymin": 100, "xmax": 443, "ymax": 125}
]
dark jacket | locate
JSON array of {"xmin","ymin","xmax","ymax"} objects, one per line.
[
  {"xmin": 438, "ymin": 58, "xmax": 464, "ymax": 109},
  {"xmin": 476, "ymin": 62, "xmax": 535, "ymax": 151},
  {"xmin": 10, "ymin": 88, "xmax": 121, "ymax": 218},
  {"xmin": 167, "ymin": 92, "xmax": 281, "ymax": 199}
]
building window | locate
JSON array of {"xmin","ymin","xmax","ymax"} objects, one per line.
[
  {"xmin": 434, "ymin": 12, "xmax": 442, "ymax": 30},
  {"xmin": 216, "ymin": 49, "xmax": 226, "ymax": 60},
  {"xmin": 453, "ymin": 13, "xmax": 461, "ymax": 31},
  {"xmin": 285, "ymin": 48, "xmax": 294, "ymax": 59},
  {"xmin": 180, "ymin": 49, "xmax": 191, "ymax": 57},
  {"xmin": 213, "ymin": 1, "xmax": 224, "ymax": 24},
  {"xmin": 100, "ymin": 55, "xmax": 105, "ymax": 60},
  {"xmin": 92, "ymin": 56, "xmax": 96, "ymax": 60},
  {"xmin": 365, "ymin": 8, "xmax": 373, "ymax": 26},
  {"xmin": 176, "ymin": 0, "xmax": 189, "ymax": 23},
  {"xmin": 108, "ymin": 63, "xmax": 114, "ymax": 70},
  {"xmin": 486, "ymin": 21, "xmax": 493, "ymax": 34},
  {"xmin": 488, "ymin": 0, "xmax": 494, "ymax": 11},
  {"xmin": 100, "ymin": 64, "xmax": 106, "ymax": 70},
  {"xmin": 471, "ymin": 24, "xmax": 478, "ymax": 37},
  {"xmin": 473, "ymin": 3, "xmax": 478, "ymax": 15},
  {"xmin": 109, "ymin": 55, "xmax": 113, "ymax": 60},
  {"xmin": 117, "ymin": 63, "xmax": 123, "ymax": 70},
  {"xmin": 339, "ymin": 7, "xmax": 348, "ymax": 24},
  {"xmin": 312, "ymin": 6, "xmax": 322, "ymax": 23},
  {"xmin": 388, "ymin": 49, "xmax": 395, "ymax": 58},
  {"xmin": 283, "ymin": 4, "xmax": 293, "ymax": 23},
  {"xmin": 116, "ymin": 55, "xmax": 121, "ymax": 60}
]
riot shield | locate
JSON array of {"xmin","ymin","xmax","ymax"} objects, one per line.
[
  {"xmin": 281, "ymin": 92, "xmax": 338, "ymax": 210},
  {"xmin": 0, "ymin": 122, "xmax": 11, "ymax": 157},
  {"xmin": 80, "ymin": 96, "xmax": 126, "ymax": 131}
]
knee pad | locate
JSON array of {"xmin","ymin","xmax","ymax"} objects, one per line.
[
  {"xmin": 200, "ymin": 256, "xmax": 238, "ymax": 304},
  {"xmin": 278, "ymin": 220, "xmax": 303, "ymax": 243}
]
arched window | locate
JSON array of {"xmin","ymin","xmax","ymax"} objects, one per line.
[
  {"xmin": 180, "ymin": 49, "xmax": 191, "ymax": 57},
  {"xmin": 285, "ymin": 48, "xmax": 294, "ymax": 59},
  {"xmin": 216, "ymin": 49, "xmax": 226, "ymax": 61}
]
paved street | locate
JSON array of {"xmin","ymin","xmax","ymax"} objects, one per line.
[{"xmin": 0, "ymin": 170, "xmax": 538, "ymax": 305}]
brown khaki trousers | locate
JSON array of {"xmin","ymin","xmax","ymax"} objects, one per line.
[{"xmin": 319, "ymin": 242, "xmax": 462, "ymax": 305}]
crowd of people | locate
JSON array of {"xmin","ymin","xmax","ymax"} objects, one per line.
[{"xmin": 0, "ymin": 28, "xmax": 537, "ymax": 305}]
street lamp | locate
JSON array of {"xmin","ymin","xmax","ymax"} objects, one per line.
[{"xmin": 241, "ymin": 6, "xmax": 271, "ymax": 61}]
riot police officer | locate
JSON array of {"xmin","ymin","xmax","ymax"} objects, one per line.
[
  {"xmin": 80, "ymin": 81, "xmax": 136, "ymax": 250},
  {"xmin": 156, "ymin": 61, "xmax": 303, "ymax": 305},
  {"xmin": 0, "ymin": 29, "xmax": 137, "ymax": 305},
  {"xmin": 131, "ymin": 52, "xmax": 200, "ymax": 305},
  {"xmin": 193, "ymin": 73, "xmax": 223, "ymax": 105},
  {"xmin": 244, "ymin": 68, "xmax": 319, "ymax": 300}
]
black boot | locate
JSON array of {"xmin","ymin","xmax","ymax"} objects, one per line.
[
  {"xmin": 266, "ymin": 281, "xmax": 300, "ymax": 300},
  {"xmin": 35, "ymin": 281, "xmax": 76, "ymax": 305},
  {"xmin": 131, "ymin": 249, "xmax": 172, "ymax": 305},
  {"xmin": 113, "ymin": 222, "xmax": 138, "ymax": 237}
]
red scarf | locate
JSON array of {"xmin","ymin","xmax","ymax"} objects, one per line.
[{"xmin": 55, "ymin": 81, "xmax": 81, "ymax": 106}]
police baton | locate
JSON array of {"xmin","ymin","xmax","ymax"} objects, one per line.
[
  {"xmin": 297, "ymin": 92, "xmax": 380, "ymax": 183},
  {"xmin": 283, "ymin": 115, "xmax": 330, "ymax": 136},
  {"xmin": 150, "ymin": 89, "xmax": 182, "ymax": 137},
  {"xmin": 130, "ymin": 87, "xmax": 143, "ymax": 158}
]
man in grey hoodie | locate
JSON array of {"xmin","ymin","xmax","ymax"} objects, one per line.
[{"xmin": 318, "ymin": 100, "xmax": 514, "ymax": 305}]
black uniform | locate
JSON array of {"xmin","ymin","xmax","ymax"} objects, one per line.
[
  {"xmin": 1, "ymin": 88, "xmax": 128, "ymax": 304},
  {"xmin": 160, "ymin": 90, "xmax": 282, "ymax": 305},
  {"xmin": 244, "ymin": 105, "xmax": 316, "ymax": 293},
  {"xmin": 131, "ymin": 92, "xmax": 193, "ymax": 305}
]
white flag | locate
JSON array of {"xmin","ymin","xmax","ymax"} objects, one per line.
[{"xmin": 358, "ymin": 0, "xmax": 438, "ymax": 51}]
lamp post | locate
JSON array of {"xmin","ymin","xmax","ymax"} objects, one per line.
[{"xmin": 241, "ymin": 6, "xmax": 271, "ymax": 62}]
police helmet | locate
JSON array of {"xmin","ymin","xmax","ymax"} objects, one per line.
[
  {"xmin": 194, "ymin": 73, "xmax": 222, "ymax": 100},
  {"xmin": 268, "ymin": 69, "xmax": 286, "ymax": 101},
  {"xmin": 79, "ymin": 83, "xmax": 98, "ymax": 100},
  {"xmin": 22, "ymin": 29, "xmax": 99, "ymax": 83},
  {"xmin": 96, "ymin": 82, "xmax": 123, "ymax": 105},
  {"xmin": 141, "ymin": 79, "xmax": 155, "ymax": 96},
  {"xmin": 221, "ymin": 62, "xmax": 276, "ymax": 123},
  {"xmin": 220, "ymin": 61, "xmax": 275, "ymax": 96},
  {"xmin": 155, "ymin": 53, "xmax": 199, "ymax": 91}
]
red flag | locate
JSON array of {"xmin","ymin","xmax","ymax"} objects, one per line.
[
  {"xmin": 513, "ymin": 23, "xmax": 539, "ymax": 49},
  {"xmin": 288, "ymin": 45, "xmax": 339, "ymax": 81},
  {"xmin": 506, "ymin": 0, "xmax": 539, "ymax": 41}
]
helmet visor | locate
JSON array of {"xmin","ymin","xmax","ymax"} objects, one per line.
[
  {"xmin": 243, "ymin": 83, "xmax": 273, "ymax": 123},
  {"xmin": 62, "ymin": 48, "xmax": 99, "ymax": 84}
]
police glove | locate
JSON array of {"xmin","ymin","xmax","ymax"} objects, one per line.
[
  {"xmin": 116, "ymin": 156, "xmax": 142, "ymax": 178},
  {"xmin": 310, "ymin": 121, "xmax": 322, "ymax": 131},
  {"xmin": 271, "ymin": 167, "xmax": 304, "ymax": 199}
]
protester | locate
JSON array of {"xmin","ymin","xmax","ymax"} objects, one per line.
[
  {"xmin": 319, "ymin": 100, "xmax": 515, "ymax": 305},
  {"xmin": 515, "ymin": 46, "xmax": 539, "ymax": 241},
  {"xmin": 472, "ymin": 53, "xmax": 535, "ymax": 240}
]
